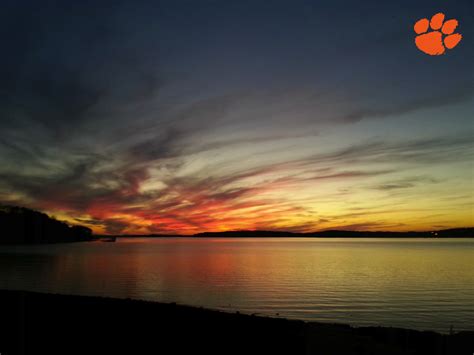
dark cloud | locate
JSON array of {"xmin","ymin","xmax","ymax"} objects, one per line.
[
  {"xmin": 371, "ymin": 176, "xmax": 440, "ymax": 191},
  {"xmin": 340, "ymin": 82, "xmax": 474, "ymax": 123},
  {"xmin": 321, "ymin": 222, "xmax": 405, "ymax": 231},
  {"xmin": 102, "ymin": 218, "xmax": 131, "ymax": 235}
]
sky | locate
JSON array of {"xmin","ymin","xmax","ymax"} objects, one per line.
[{"xmin": 0, "ymin": 0, "xmax": 473, "ymax": 234}]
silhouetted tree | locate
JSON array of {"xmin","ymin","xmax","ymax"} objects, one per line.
[{"xmin": 0, "ymin": 205, "xmax": 94, "ymax": 244}]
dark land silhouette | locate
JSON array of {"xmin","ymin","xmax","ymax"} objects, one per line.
[
  {"xmin": 1, "ymin": 205, "xmax": 472, "ymax": 245},
  {"xmin": 0, "ymin": 205, "xmax": 93, "ymax": 244},
  {"xmin": 0, "ymin": 289, "xmax": 472, "ymax": 355},
  {"xmin": 194, "ymin": 229, "xmax": 474, "ymax": 238},
  {"xmin": 111, "ymin": 228, "xmax": 474, "ymax": 239}
]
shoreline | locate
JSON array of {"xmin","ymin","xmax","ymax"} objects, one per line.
[
  {"xmin": 110, "ymin": 235, "xmax": 474, "ymax": 239},
  {"xmin": 0, "ymin": 289, "xmax": 472, "ymax": 355},
  {"xmin": 101, "ymin": 228, "xmax": 474, "ymax": 240}
]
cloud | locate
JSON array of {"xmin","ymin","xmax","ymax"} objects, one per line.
[
  {"xmin": 2, "ymin": 129, "xmax": 471, "ymax": 233},
  {"xmin": 340, "ymin": 82, "xmax": 474, "ymax": 123},
  {"xmin": 370, "ymin": 176, "xmax": 440, "ymax": 191},
  {"xmin": 321, "ymin": 222, "xmax": 405, "ymax": 231},
  {"xmin": 0, "ymin": 1, "xmax": 472, "ymax": 233}
]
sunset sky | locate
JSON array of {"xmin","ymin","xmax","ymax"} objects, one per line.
[{"xmin": 0, "ymin": 0, "xmax": 473, "ymax": 234}]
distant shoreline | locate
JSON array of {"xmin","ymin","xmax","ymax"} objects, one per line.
[
  {"xmin": 1, "ymin": 289, "xmax": 472, "ymax": 355},
  {"xmin": 1, "ymin": 205, "xmax": 472, "ymax": 245},
  {"xmin": 103, "ymin": 228, "xmax": 474, "ymax": 239}
]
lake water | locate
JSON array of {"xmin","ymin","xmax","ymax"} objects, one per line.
[{"xmin": 1, "ymin": 238, "xmax": 473, "ymax": 333}]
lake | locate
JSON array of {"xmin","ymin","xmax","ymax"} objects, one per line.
[{"xmin": 0, "ymin": 238, "xmax": 473, "ymax": 333}]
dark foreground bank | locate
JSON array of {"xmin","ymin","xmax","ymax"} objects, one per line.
[{"xmin": 0, "ymin": 290, "xmax": 472, "ymax": 355}]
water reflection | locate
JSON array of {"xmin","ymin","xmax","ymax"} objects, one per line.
[{"xmin": 0, "ymin": 238, "xmax": 473, "ymax": 333}]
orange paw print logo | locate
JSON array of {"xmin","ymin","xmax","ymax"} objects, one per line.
[{"xmin": 414, "ymin": 13, "xmax": 462, "ymax": 55}]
